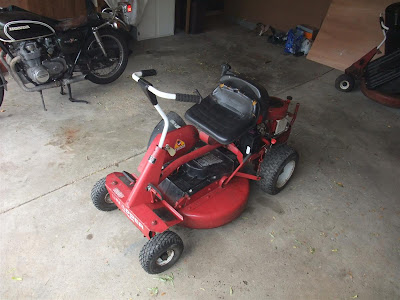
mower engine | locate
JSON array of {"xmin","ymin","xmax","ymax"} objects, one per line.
[
  {"xmin": 265, "ymin": 96, "xmax": 299, "ymax": 141},
  {"xmin": 236, "ymin": 96, "xmax": 299, "ymax": 155}
]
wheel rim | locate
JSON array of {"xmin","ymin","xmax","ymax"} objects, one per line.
[
  {"xmin": 156, "ymin": 249, "xmax": 175, "ymax": 266},
  {"xmin": 104, "ymin": 193, "xmax": 113, "ymax": 204},
  {"xmin": 87, "ymin": 35, "xmax": 124, "ymax": 78},
  {"xmin": 339, "ymin": 80, "xmax": 349, "ymax": 90},
  {"xmin": 276, "ymin": 160, "xmax": 296, "ymax": 188}
]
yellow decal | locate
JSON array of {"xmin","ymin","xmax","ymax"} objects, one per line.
[{"xmin": 174, "ymin": 139, "xmax": 186, "ymax": 151}]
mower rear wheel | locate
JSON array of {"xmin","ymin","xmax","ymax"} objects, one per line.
[
  {"xmin": 335, "ymin": 74, "xmax": 355, "ymax": 92},
  {"xmin": 257, "ymin": 144, "xmax": 299, "ymax": 195},
  {"xmin": 139, "ymin": 231, "xmax": 184, "ymax": 274},
  {"xmin": 91, "ymin": 177, "xmax": 118, "ymax": 211}
]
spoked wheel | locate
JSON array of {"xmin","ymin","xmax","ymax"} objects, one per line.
[
  {"xmin": 85, "ymin": 29, "xmax": 128, "ymax": 84},
  {"xmin": 91, "ymin": 177, "xmax": 118, "ymax": 211},
  {"xmin": 139, "ymin": 231, "xmax": 184, "ymax": 274},
  {"xmin": 257, "ymin": 144, "xmax": 299, "ymax": 195},
  {"xmin": 335, "ymin": 74, "xmax": 355, "ymax": 92}
]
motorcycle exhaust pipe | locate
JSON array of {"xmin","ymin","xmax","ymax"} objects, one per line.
[
  {"xmin": 4, "ymin": 55, "xmax": 59, "ymax": 92},
  {"xmin": 0, "ymin": 52, "xmax": 86, "ymax": 92},
  {"xmin": 62, "ymin": 74, "xmax": 86, "ymax": 85}
]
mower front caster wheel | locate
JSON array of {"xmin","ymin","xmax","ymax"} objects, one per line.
[
  {"xmin": 335, "ymin": 74, "xmax": 355, "ymax": 92},
  {"xmin": 91, "ymin": 177, "xmax": 118, "ymax": 211},
  {"xmin": 139, "ymin": 231, "xmax": 184, "ymax": 274},
  {"xmin": 258, "ymin": 144, "xmax": 299, "ymax": 195}
]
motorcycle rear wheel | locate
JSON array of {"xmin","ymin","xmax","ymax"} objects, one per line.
[{"xmin": 85, "ymin": 29, "xmax": 129, "ymax": 85}]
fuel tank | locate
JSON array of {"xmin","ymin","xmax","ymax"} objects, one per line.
[{"xmin": 0, "ymin": 6, "xmax": 57, "ymax": 42}]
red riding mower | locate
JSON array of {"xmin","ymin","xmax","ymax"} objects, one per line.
[{"xmin": 91, "ymin": 64, "xmax": 300, "ymax": 274}]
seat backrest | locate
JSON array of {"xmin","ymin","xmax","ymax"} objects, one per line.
[
  {"xmin": 212, "ymin": 84, "xmax": 257, "ymax": 119},
  {"xmin": 221, "ymin": 75, "xmax": 269, "ymax": 100},
  {"xmin": 220, "ymin": 75, "xmax": 270, "ymax": 118}
]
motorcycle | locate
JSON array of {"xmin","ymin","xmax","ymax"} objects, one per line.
[{"xmin": 0, "ymin": 4, "xmax": 130, "ymax": 110}]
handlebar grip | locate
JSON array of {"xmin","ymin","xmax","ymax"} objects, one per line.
[
  {"xmin": 141, "ymin": 69, "xmax": 157, "ymax": 77},
  {"xmin": 176, "ymin": 93, "xmax": 201, "ymax": 103}
]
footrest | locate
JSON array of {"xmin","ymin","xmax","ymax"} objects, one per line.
[
  {"xmin": 116, "ymin": 201, "xmax": 183, "ymax": 238},
  {"xmin": 131, "ymin": 201, "xmax": 183, "ymax": 233},
  {"xmin": 106, "ymin": 172, "xmax": 136, "ymax": 204},
  {"xmin": 105, "ymin": 172, "xmax": 183, "ymax": 238}
]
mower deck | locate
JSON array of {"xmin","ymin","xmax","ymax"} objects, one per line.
[
  {"xmin": 106, "ymin": 170, "xmax": 250, "ymax": 232},
  {"xmin": 180, "ymin": 176, "xmax": 250, "ymax": 229},
  {"xmin": 361, "ymin": 79, "xmax": 400, "ymax": 108}
]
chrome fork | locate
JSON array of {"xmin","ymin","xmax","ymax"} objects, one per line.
[
  {"xmin": 92, "ymin": 26, "xmax": 108, "ymax": 57},
  {"xmin": 91, "ymin": 5, "xmax": 126, "ymax": 57}
]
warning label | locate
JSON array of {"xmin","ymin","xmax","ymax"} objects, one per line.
[{"xmin": 174, "ymin": 139, "xmax": 186, "ymax": 151}]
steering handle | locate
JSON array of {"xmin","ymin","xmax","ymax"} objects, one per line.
[
  {"xmin": 135, "ymin": 69, "xmax": 157, "ymax": 77},
  {"xmin": 131, "ymin": 70, "xmax": 201, "ymax": 149},
  {"xmin": 176, "ymin": 93, "xmax": 201, "ymax": 103},
  {"xmin": 132, "ymin": 70, "xmax": 201, "ymax": 105}
]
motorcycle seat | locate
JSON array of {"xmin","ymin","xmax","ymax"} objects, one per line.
[
  {"xmin": 185, "ymin": 77, "xmax": 270, "ymax": 145},
  {"xmin": 54, "ymin": 15, "xmax": 88, "ymax": 31}
]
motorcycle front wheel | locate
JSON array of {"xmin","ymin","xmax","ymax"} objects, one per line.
[{"xmin": 84, "ymin": 29, "xmax": 129, "ymax": 85}]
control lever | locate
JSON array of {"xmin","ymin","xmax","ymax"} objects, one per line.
[
  {"xmin": 195, "ymin": 89, "xmax": 203, "ymax": 101},
  {"xmin": 221, "ymin": 63, "xmax": 232, "ymax": 76}
]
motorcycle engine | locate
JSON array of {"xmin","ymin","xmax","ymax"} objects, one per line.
[{"xmin": 15, "ymin": 40, "xmax": 67, "ymax": 84}]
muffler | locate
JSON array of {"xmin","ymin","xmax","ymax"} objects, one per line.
[{"xmin": 0, "ymin": 51, "xmax": 87, "ymax": 92}]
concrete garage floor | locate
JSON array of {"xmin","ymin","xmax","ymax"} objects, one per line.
[{"xmin": 1, "ymin": 22, "xmax": 400, "ymax": 299}]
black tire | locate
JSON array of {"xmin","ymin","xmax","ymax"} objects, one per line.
[
  {"xmin": 257, "ymin": 144, "xmax": 299, "ymax": 195},
  {"xmin": 139, "ymin": 231, "xmax": 184, "ymax": 274},
  {"xmin": 147, "ymin": 111, "xmax": 186, "ymax": 148},
  {"xmin": 0, "ymin": 86, "xmax": 4, "ymax": 108},
  {"xmin": 85, "ymin": 29, "xmax": 129, "ymax": 84},
  {"xmin": 335, "ymin": 74, "xmax": 355, "ymax": 92},
  {"xmin": 91, "ymin": 177, "xmax": 118, "ymax": 211}
]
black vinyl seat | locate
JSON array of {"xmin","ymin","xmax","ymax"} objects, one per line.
[{"xmin": 185, "ymin": 75, "xmax": 270, "ymax": 145}]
